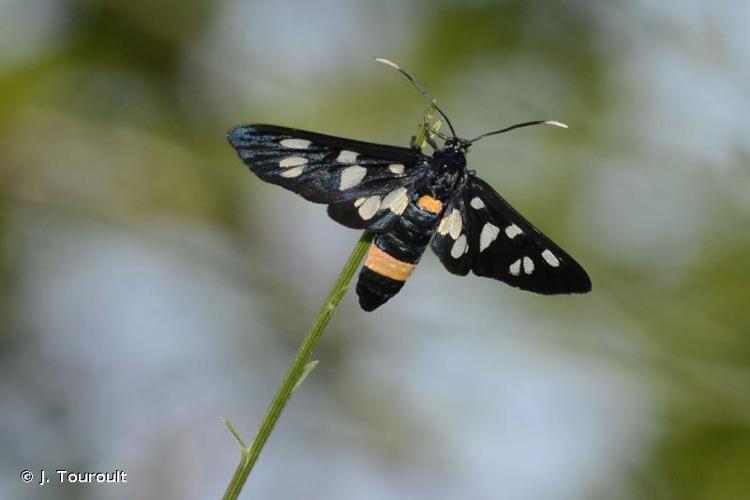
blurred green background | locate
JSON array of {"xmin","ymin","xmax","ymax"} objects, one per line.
[{"xmin": 1, "ymin": 1, "xmax": 749, "ymax": 499}]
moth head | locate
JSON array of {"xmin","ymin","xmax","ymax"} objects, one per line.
[{"xmin": 444, "ymin": 137, "xmax": 471, "ymax": 154}]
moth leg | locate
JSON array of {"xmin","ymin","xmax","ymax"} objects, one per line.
[
  {"xmin": 425, "ymin": 134, "xmax": 440, "ymax": 150},
  {"xmin": 410, "ymin": 132, "xmax": 439, "ymax": 151}
]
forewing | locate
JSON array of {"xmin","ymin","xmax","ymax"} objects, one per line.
[
  {"xmin": 227, "ymin": 124, "xmax": 428, "ymax": 201},
  {"xmin": 432, "ymin": 176, "xmax": 591, "ymax": 294},
  {"xmin": 228, "ymin": 124, "xmax": 430, "ymax": 231}
]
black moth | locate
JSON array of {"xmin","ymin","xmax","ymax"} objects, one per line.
[{"xmin": 228, "ymin": 59, "xmax": 591, "ymax": 311}]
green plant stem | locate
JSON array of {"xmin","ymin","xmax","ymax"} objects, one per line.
[{"xmin": 222, "ymin": 230, "xmax": 374, "ymax": 500}]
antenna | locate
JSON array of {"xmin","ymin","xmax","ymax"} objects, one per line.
[
  {"xmin": 469, "ymin": 120, "xmax": 568, "ymax": 143},
  {"xmin": 375, "ymin": 58, "xmax": 457, "ymax": 138}
]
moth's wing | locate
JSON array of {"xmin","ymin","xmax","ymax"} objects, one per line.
[
  {"xmin": 326, "ymin": 185, "xmax": 417, "ymax": 231},
  {"xmin": 226, "ymin": 124, "xmax": 429, "ymax": 205},
  {"xmin": 430, "ymin": 187, "xmax": 473, "ymax": 275},
  {"xmin": 227, "ymin": 124, "xmax": 430, "ymax": 231},
  {"xmin": 432, "ymin": 176, "xmax": 591, "ymax": 294}
]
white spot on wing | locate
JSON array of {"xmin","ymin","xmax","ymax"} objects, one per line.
[
  {"xmin": 358, "ymin": 196, "xmax": 381, "ymax": 220},
  {"xmin": 437, "ymin": 214, "xmax": 450, "ymax": 235},
  {"xmin": 451, "ymin": 234, "xmax": 467, "ymax": 258},
  {"xmin": 339, "ymin": 165, "xmax": 367, "ymax": 190},
  {"xmin": 280, "ymin": 138, "xmax": 311, "ymax": 149},
  {"xmin": 470, "ymin": 197, "xmax": 485, "ymax": 209},
  {"xmin": 523, "ymin": 256, "xmax": 535, "ymax": 274},
  {"xmin": 388, "ymin": 163, "xmax": 405, "ymax": 174},
  {"xmin": 505, "ymin": 224, "xmax": 523, "ymax": 239},
  {"xmin": 542, "ymin": 249, "xmax": 560, "ymax": 267},
  {"xmin": 279, "ymin": 156, "xmax": 308, "ymax": 168},
  {"xmin": 479, "ymin": 223, "xmax": 500, "ymax": 252},
  {"xmin": 354, "ymin": 197, "xmax": 366, "ymax": 208},
  {"xmin": 337, "ymin": 150, "xmax": 359, "ymax": 163},
  {"xmin": 448, "ymin": 209, "xmax": 462, "ymax": 239},
  {"xmin": 281, "ymin": 166, "xmax": 304, "ymax": 178},
  {"xmin": 382, "ymin": 187, "xmax": 409, "ymax": 215},
  {"xmin": 509, "ymin": 259, "xmax": 521, "ymax": 276}
]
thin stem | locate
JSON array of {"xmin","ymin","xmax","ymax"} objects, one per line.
[{"xmin": 222, "ymin": 231, "xmax": 373, "ymax": 500}]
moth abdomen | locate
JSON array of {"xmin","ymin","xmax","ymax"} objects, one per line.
[
  {"xmin": 356, "ymin": 197, "xmax": 443, "ymax": 311},
  {"xmin": 357, "ymin": 241, "xmax": 417, "ymax": 312},
  {"xmin": 356, "ymin": 265, "xmax": 407, "ymax": 312}
]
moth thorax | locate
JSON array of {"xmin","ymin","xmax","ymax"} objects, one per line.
[
  {"xmin": 434, "ymin": 149, "xmax": 467, "ymax": 172},
  {"xmin": 430, "ymin": 155, "xmax": 467, "ymax": 201}
]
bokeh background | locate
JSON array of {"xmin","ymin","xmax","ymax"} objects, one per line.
[{"xmin": 1, "ymin": 1, "xmax": 749, "ymax": 499}]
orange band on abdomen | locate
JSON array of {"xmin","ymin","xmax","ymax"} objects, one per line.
[
  {"xmin": 417, "ymin": 195, "xmax": 443, "ymax": 214},
  {"xmin": 364, "ymin": 244, "xmax": 416, "ymax": 282}
]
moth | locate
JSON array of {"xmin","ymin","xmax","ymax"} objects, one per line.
[{"xmin": 227, "ymin": 59, "xmax": 591, "ymax": 311}]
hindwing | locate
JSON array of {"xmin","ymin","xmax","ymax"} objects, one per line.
[{"xmin": 431, "ymin": 176, "xmax": 591, "ymax": 294}]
